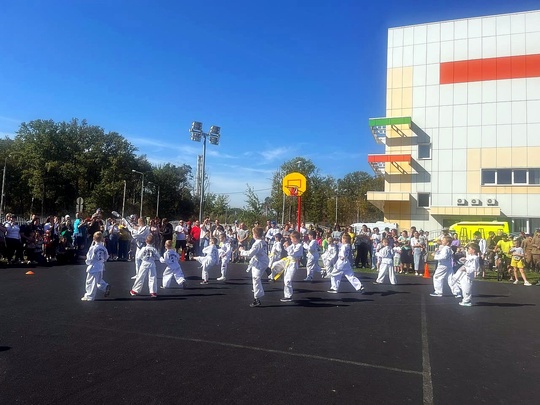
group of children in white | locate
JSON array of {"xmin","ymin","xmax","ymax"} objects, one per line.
[{"xmin": 82, "ymin": 220, "xmax": 480, "ymax": 308}]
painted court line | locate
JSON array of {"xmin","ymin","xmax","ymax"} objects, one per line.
[
  {"xmin": 421, "ymin": 295, "xmax": 434, "ymax": 405},
  {"xmin": 67, "ymin": 323, "xmax": 423, "ymax": 377}
]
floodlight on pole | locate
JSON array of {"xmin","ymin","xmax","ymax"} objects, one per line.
[
  {"xmin": 190, "ymin": 121, "xmax": 221, "ymax": 223},
  {"xmin": 132, "ymin": 169, "xmax": 144, "ymax": 219}
]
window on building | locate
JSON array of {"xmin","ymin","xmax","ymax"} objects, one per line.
[
  {"xmin": 418, "ymin": 143, "xmax": 431, "ymax": 159},
  {"xmin": 417, "ymin": 193, "xmax": 430, "ymax": 207},
  {"xmin": 481, "ymin": 169, "xmax": 540, "ymax": 185}
]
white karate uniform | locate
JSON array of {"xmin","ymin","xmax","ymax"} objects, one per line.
[
  {"xmin": 268, "ymin": 240, "xmax": 283, "ymax": 277},
  {"xmin": 330, "ymin": 243, "xmax": 364, "ymax": 292},
  {"xmin": 277, "ymin": 242, "xmax": 303, "ymax": 299},
  {"xmin": 451, "ymin": 253, "xmax": 479, "ymax": 304},
  {"xmin": 304, "ymin": 239, "xmax": 322, "ymax": 279},
  {"xmin": 132, "ymin": 244, "xmax": 160, "ymax": 294},
  {"xmin": 160, "ymin": 249, "xmax": 185, "ymax": 288},
  {"xmin": 241, "ymin": 239, "xmax": 269, "ymax": 299},
  {"xmin": 375, "ymin": 246, "xmax": 396, "ymax": 284},
  {"xmin": 195, "ymin": 244, "xmax": 218, "ymax": 281},
  {"xmin": 83, "ymin": 243, "xmax": 109, "ymax": 300},
  {"xmin": 321, "ymin": 243, "xmax": 338, "ymax": 273},
  {"xmin": 124, "ymin": 221, "xmax": 150, "ymax": 277},
  {"xmin": 218, "ymin": 239, "xmax": 233, "ymax": 279},
  {"xmin": 432, "ymin": 245, "xmax": 455, "ymax": 295}
]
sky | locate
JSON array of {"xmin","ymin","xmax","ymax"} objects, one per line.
[{"xmin": 1, "ymin": 0, "xmax": 539, "ymax": 208}]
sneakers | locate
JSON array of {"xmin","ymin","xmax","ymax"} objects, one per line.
[
  {"xmin": 250, "ymin": 299, "xmax": 261, "ymax": 307},
  {"xmin": 513, "ymin": 280, "xmax": 519, "ymax": 285},
  {"xmin": 159, "ymin": 286, "xmax": 167, "ymax": 289},
  {"xmin": 430, "ymin": 292, "xmax": 443, "ymax": 297},
  {"xmin": 280, "ymin": 297, "xmax": 293, "ymax": 302},
  {"xmin": 359, "ymin": 286, "xmax": 365, "ymax": 294},
  {"xmin": 131, "ymin": 275, "xmax": 137, "ymax": 280},
  {"xmin": 372, "ymin": 281, "xmax": 381, "ymax": 285},
  {"xmin": 104, "ymin": 285, "xmax": 111, "ymax": 297},
  {"xmin": 129, "ymin": 290, "xmax": 138, "ymax": 296},
  {"xmin": 200, "ymin": 280, "xmax": 209, "ymax": 285},
  {"xmin": 327, "ymin": 289, "xmax": 338, "ymax": 294},
  {"xmin": 303, "ymin": 276, "xmax": 313, "ymax": 281},
  {"xmin": 217, "ymin": 276, "xmax": 226, "ymax": 281},
  {"xmin": 454, "ymin": 294, "xmax": 462, "ymax": 299},
  {"xmin": 524, "ymin": 281, "xmax": 532, "ymax": 286},
  {"xmin": 80, "ymin": 296, "xmax": 93, "ymax": 301},
  {"xmin": 459, "ymin": 301, "xmax": 472, "ymax": 307},
  {"xmin": 150, "ymin": 293, "xmax": 158, "ymax": 298}
]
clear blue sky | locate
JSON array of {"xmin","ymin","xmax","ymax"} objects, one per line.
[{"xmin": 1, "ymin": 0, "xmax": 538, "ymax": 207}]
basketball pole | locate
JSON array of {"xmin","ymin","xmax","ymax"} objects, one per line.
[{"xmin": 297, "ymin": 195, "xmax": 301, "ymax": 232}]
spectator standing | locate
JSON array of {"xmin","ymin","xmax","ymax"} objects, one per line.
[{"xmin": 159, "ymin": 218, "xmax": 173, "ymax": 255}]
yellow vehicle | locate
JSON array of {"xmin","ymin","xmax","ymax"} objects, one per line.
[{"xmin": 449, "ymin": 221, "xmax": 510, "ymax": 244}]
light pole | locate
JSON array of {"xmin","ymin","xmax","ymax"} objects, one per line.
[
  {"xmin": 189, "ymin": 121, "xmax": 221, "ymax": 223},
  {"xmin": 121, "ymin": 180, "xmax": 127, "ymax": 219},
  {"xmin": 0, "ymin": 156, "xmax": 7, "ymax": 216},
  {"xmin": 132, "ymin": 169, "xmax": 144, "ymax": 219}
]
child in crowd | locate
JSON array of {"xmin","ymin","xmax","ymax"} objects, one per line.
[
  {"xmin": 509, "ymin": 239, "xmax": 532, "ymax": 286},
  {"xmin": 374, "ymin": 238, "xmax": 396, "ymax": 285},
  {"xmin": 194, "ymin": 237, "xmax": 218, "ymax": 284},
  {"xmin": 240, "ymin": 227, "xmax": 269, "ymax": 307},
  {"xmin": 271, "ymin": 231, "xmax": 303, "ymax": 302},
  {"xmin": 321, "ymin": 236, "xmax": 337, "ymax": 278},
  {"xmin": 81, "ymin": 232, "xmax": 110, "ymax": 301},
  {"xmin": 130, "ymin": 234, "xmax": 160, "ymax": 297},
  {"xmin": 393, "ymin": 243, "xmax": 402, "ymax": 274},
  {"xmin": 267, "ymin": 233, "xmax": 284, "ymax": 280},
  {"xmin": 451, "ymin": 243, "xmax": 481, "ymax": 306},
  {"xmin": 44, "ymin": 229, "xmax": 55, "ymax": 262},
  {"xmin": 328, "ymin": 233, "xmax": 365, "ymax": 294},
  {"xmin": 217, "ymin": 233, "xmax": 232, "ymax": 281},
  {"xmin": 303, "ymin": 230, "xmax": 321, "ymax": 281},
  {"xmin": 160, "ymin": 239, "xmax": 186, "ymax": 289},
  {"xmin": 430, "ymin": 236, "xmax": 454, "ymax": 297}
]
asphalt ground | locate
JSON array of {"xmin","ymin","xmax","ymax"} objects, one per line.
[{"xmin": 0, "ymin": 259, "xmax": 539, "ymax": 405}]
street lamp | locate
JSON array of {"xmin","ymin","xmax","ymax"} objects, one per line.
[
  {"xmin": 132, "ymin": 169, "xmax": 144, "ymax": 219},
  {"xmin": 1, "ymin": 156, "xmax": 7, "ymax": 216},
  {"xmin": 190, "ymin": 121, "xmax": 221, "ymax": 223}
]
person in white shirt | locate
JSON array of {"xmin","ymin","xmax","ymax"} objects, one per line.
[
  {"xmin": 303, "ymin": 230, "xmax": 321, "ymax": 281},
  {"xmin": 194, "ymin": 237, "xmax": 218, "ymax": 284},
  {"xmin": 217, "ymin": 233, "xmax": 232, "ymax": 281},
  {"xmin": 450, "ymin": 243, "xmax": 481, "ymax": 306},
  {"xmin": 81, "ymin": 232, "xmax": 110, "ymax": 301},
  {"xmin": 328, "ymin": 233, "xmax": 365, "ymax": 294},
  {"xmin": 174, "ymin": 220, "xmax": 188, "ymax": 259},
  {"xmin": 123, "ymin": 217, "xmax": 150, "ymax": 279},
  {"xmin": 160, "ymin": 240, "xmax": 185, "ymax": 289},
  {"xmin": 240, "ymin": 227, "xmax": 269, "ymax": 307},
  {"xmin": 374, "ymin": 238, "xmax": 396, "ymax": 285},
  {"xmin": 130, "ymin": 234, "xmax": 160, "ymax": 297}
]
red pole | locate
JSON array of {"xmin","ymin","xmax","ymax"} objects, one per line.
[{"xmin": 297, "ymin": 195, "xmax": 301, "ymax": 232}]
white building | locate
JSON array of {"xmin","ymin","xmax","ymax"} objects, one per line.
[{"xmin": 367, "ymin": 9, "xmax": 540, "ymax": 234}]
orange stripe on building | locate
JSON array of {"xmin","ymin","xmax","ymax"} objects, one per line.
[{"xmin": 440, "ymin": 54, "xmax": 540, "ymax": 84}]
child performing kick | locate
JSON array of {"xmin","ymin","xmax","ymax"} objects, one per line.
[
  {"xmin": 450, "ymin": 243, "xmax": 480, "ymax": 307},
  {"xmin": 321, "ymin": 236, "xmax": 338, "ymax": 278},
  {"xmin": 430, "ymin": 235, "xmax": 455, "ymax": 297},
  {"xmin": 328, "ymin": 233, "xmax": 365, "ymax": 294},
  {"xmin": 217, "ymin": 233, "xmax": 232, "ymax": 281},
  {"xmin": 160, "ymin": 239, "xmax": 186, "ymax": 289},
  {"xmin": 271, "ymin": 231, "xmax": 303, "ymax": 302},
  {"xmin": 303, "ymin": 230, "xmax": 322, "ymax": 281},
  {"xmin": 194, "ymin": 237, "xmax": 218, "ymax": 284},
  {"xmin": 373, "ymin": 238, "xmax": 396, "ymax": 285},
  {"xmin": 267, "ymin": 233, "xmax": 284, "ymax": 280},
  {"xmin": 240, "ymin": 227, "xmax": 269, "ymax": 307},
  {"xmin": 81, "ymin": 232, "xmax": 111, "ymax": 301},
  {"xmin": 130, "ymin": 234, "xmax": 160, "ymax": 297},
  {"xmin": 123, "ymin": 217, "xmax": 150, "ymax": 279}
]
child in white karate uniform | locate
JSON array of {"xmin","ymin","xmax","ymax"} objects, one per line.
[
  {"xmin": 303, "ymin": 230, "xmax": 322, "ymax": 281},
  {"xmin": 451, "ymin": 243, "xmax": 480, "ymax": 306},
  {"xmin": 130, "ymin": 234, "xmax": 160, "ymax": 297},
  {"xmin": 160, "ymin": 239, "xmax": 185, "ymax": 289},
  {"xmin": 272, "ymin": 231, "xmax": 303, "ymax": 302},
  {"xmin": 328, "ymin": 233, "xmax": 365, "ymax": 294},
  {"xmin": 321, "ymin": 236, "xmax": 337, "ymax": 278},
  {"xmin": 240, "ymin": 227, "xmax": 269, "ymax": 307},
  {"xmin": 81, "ymin": 232, "xmax": 110, "ymax": 301},
  {"xmin": 430, "ymin": 236, "xmax": 454, "ymax": 297},
  {"xmin": 194, "ymin": 237, "xmax": 218, "ymax": 284},
  {"xmin": 123, "ymin": 217, "xmax": 150, "ymax": 279},
  {"xmin": 374, "ymin": 238, "xmax": 397, "ymax": 285},
  {"xmin": 217, "ymin": 233, "xmax": 232, "ymax": 281},
  {"xmin": 267, "ymin": 233, "xmax": 284, "ymax": 280}
]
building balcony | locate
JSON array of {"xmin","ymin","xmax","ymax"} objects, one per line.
[
  {"xmin": 368, "ymin": 116, "xmax": 412, "ymax": 144},
  {"xmin": 367, "ymin": 153, "xmax": 412, "ymax": 176}
]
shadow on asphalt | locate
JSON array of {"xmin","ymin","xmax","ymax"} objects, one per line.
[
  {"xmin": 0, "ymin": 346, "xmax": 11, "ymax": 352},
  {"xmin": 475, "ymin": 294, "xmax": 509, "ymax": 298},
  {"xmin": 474, "ymin": 302, "xmax": 536, "ymax": 307}
]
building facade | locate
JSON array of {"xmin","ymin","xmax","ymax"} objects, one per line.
[{"xmin": 367, "ymin": 10, "xmax": 540, "ymax": 234}]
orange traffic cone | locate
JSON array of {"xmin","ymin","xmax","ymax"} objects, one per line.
[
  {"xmin": 422, "ymin": 262, "xmax": 431, "ymax": 278},
  {"xmin": 25, "ymin": 270, "xmax": 35, "ymax": 275}
]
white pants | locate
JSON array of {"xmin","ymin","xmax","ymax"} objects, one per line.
[
  {"xmin": 453, "ymin": 271, "xmax": 474, "ymax": 303},
  {"xmin": 220, "ymin": 258, "xmax": 229, "ymax": 278},
  {"xmin": 195, "ymin": 257, "xmax": 215, "ymax": 281},
  {"xmin": 252, "ymin": 267, "xmax": 265, "ymax": 299},
  {"xmin": 376, "ymin": 262, "xmax": 396, "ymax": 284},
  {"xmin": 283, "ymin": 263, "xmax": 298, "ymax": 298},
  {"xmin": 84, "ymin": 271, "xmax": 108, "ymax": 300},
  {"xmin": 330, "ymin": 268, "xmax": 363, "ymax": 292},
  {"xmin": 433, "ymin": 265, "xmax": 455, "ymax": 295},
  {"xmin": 132, "ymin": 262, "xmax": 157, "ymax": 294},
  {"xmin": 306, "ymin": 256, "xmax": 321, "ymax": 278},
  {"xmin": 134, "ymin": 246, "xmax": 143, "ymax": 276},
  {"xmin": 162, "ymin": 266, "xmax": 185, "ymax": 288}
]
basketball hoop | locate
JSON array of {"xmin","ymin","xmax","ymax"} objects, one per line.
[{"xmin": 288, "ymin": 187, "xmax": 298, "ymax": 196}]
